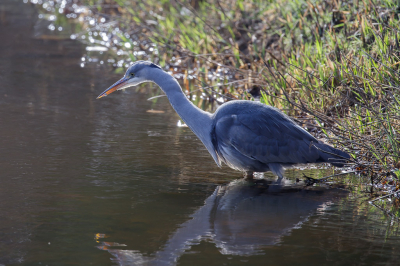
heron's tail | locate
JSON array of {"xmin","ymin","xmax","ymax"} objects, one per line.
[{"xmin": 314, "ymin": 142, "xmax": 350, "ymax": 167}]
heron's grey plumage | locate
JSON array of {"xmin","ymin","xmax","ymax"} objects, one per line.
[
  {"xmin": 211, "ymin": 101, "xmax": 349, "ymax": 177},
  {"xmin": 98, "ymin": 61, "xmax": 350, "ymax": 178}
]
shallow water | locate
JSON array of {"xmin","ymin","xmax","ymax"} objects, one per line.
[{"xmin": 1, "ymin": 1, "xmax": 400, "ymax": 265}]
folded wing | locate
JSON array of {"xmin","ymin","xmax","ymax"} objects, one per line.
[{"xmin": 213, "ymin": 104, "xmax": 348, "ymax": 167}]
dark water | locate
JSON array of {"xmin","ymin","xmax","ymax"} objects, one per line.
[{"xmin": 1, "ymin": 1, "xmax": 400, "ymax": 265}]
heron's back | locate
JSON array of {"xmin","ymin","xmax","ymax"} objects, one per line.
[{"xmin": 211, "ymin": 100, "xmax": 349, "ymax": 174}]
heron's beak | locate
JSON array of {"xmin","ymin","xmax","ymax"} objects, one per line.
[{"xmin": 96, "ymin": 77, "xmax": 129, "ymax": 99}]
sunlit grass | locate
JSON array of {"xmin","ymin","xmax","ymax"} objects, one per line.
[{"xmin": 34, "ymin": 0, "xmax": 400, "ymax": 182}]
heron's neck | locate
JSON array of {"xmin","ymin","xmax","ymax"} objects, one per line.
[{"xmin": 151, "ymin": 70, "xmax": 213, "ymax": 144}]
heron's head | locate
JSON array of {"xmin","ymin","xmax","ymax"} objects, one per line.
[{"xmin": 97, "ymin": 61, "xmax": 162, "ymax": 99}]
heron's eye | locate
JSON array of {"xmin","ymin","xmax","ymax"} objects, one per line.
[{"xmin": 130, "ymin": 73, "xmax": 135, "ymax": 77}]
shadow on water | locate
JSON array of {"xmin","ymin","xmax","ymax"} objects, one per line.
[{"xmin": 102, "ymin": 179, "xmax": 347, "ymax": 265}]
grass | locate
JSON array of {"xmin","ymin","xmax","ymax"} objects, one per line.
[
  {"xmin": 96, "ymin": 0, "xmax": 400, "ymax": 170},
  {"xmin": 33, "ymin": 0, "xmax": 400, "ymax": 196}
]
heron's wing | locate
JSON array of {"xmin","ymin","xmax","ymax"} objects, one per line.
[{"xmin": 214, "ymin": 111, "xmax": 322, "ymax": 165}]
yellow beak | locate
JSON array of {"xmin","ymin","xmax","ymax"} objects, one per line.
[{"xmin": 97, "ymin": 77, "xmax": 129, "ymax": 99}]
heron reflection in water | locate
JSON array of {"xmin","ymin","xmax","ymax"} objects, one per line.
[
  {"xmin": 97, "ymin": 178, "xmax": 346, "ymax": 265},
  {"xmin": 97, "ymin": 61, "xmax": 350, "ymax": 180}
]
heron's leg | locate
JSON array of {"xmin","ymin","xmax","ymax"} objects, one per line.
[{"xmin": 243, "ymin": 171, "xmax": 254, "ymax": 180}]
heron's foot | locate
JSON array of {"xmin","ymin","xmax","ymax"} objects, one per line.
[
  {"xmin": 303, "ymin": 174, "xmax": 321, "ymax": 186},
  {"xmin": 243, "ymin": 171, "xmax": 254, "ymax": 180},
  {"xmin": 276, "ymin": 175, "xmax": 284, "ymax": 184},
  {"xmin": 266, "ymin": 176, "xmax": 284, "ymax": 192}
]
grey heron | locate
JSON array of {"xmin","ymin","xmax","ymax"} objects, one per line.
[{"xmin": 97, "ymin": 61, "xmax": 349, "ymax": 179}]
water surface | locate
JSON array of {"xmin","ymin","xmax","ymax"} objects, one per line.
[{"xmin": 1, "ymin": 1, "xmax": 400, "ymax": 265}]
